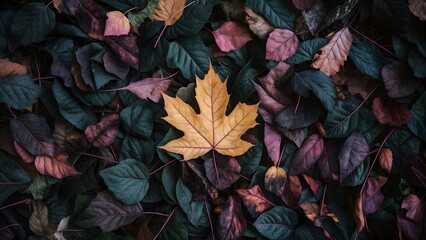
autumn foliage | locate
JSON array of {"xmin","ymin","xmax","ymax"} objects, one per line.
[{"xmin": 0, "ymin": 0, "xmax": 425, "ymax": 240}]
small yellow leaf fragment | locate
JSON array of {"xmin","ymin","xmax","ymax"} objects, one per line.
[
  {"xmin": 104, "ymin": 11, "xmax": 131, "ymax": 36},
  {"xmin": 160, "ymin": 64, "xmax": 259, "ymax": 160},
  {"xmin": 153, "ymin": 0, "xmax": 186, "ymax": 26}
]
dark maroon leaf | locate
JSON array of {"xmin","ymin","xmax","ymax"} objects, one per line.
[
  {"xmin": 236, "ymin": 185, "xmax": 274, "ymax": 217},
  {"xmin": 183, "ymin": 161, "xmax": 219, "ymax": 201},
  {"xmin": 204, "ymin": 155, "xmax": 241, "ymax": 190},
  {"xmin": 217, "ymin": 195, "xmax": 246, "ymax": 240},
  {"xmin": 397, "ymin": 215, "xmax": 423, "ymax": 240},
  {"xmin": 103, "ymin": 49, "xmax": 129, "ymax": 80},
  {"xmin": 84, "ymin": 113, "xmax": 119, "ymax": 148},
  {"xmin": 264, "ymin": 124, "xmax": 282, "ymax": 165},
  {"xmin": 362, "ymin": 176, "xmax": 387, "ymax": 215},
  {"xmin": 303, "ymin": 174, "xmax": 322, "ymax": 196},
  {"xmin": 104, "ymin": 35, "xmax": 139, "ymax": 69},
  {"xmin": 292, "ymin": 0, "xmax": 317, "ymax": 11},
  {"xmin": 382, "ymin": 61, "xmax": 421, "ymax": 98},
  {"xmin": 10, "ymin": 113, "xmax": 55, "ymax": 157},
  {"xmin": 281, "ymin": 175, "xmax": 302, "ymax": 208},
  {"xmin": 316, "ymin": 139, "xmax": 340, "ymax": 182},
  {"xmin": 401, "ymin": 194, "xmax": 424, "ymax": 223},
  {"xmin": 289, "ymin": 134, "xmax": 324, "ymax": 175},
  {"xmin": 264, "ymin": 166, "xmax": 287, "ymax": 197},
  {"xmin": 339, "ymin": 133, "xmax": 369, "ymax": 179},
  {"xmin": 372, "ymin": 96, "xmax": 412, "ymax": 127}
]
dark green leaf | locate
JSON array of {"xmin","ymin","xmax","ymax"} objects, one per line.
[
  {"xmin": 120, "ymin": 104, "xmax": 154, "ymax": 139},
  {"xmin": 0, "ymin": 74, "xmax": 41, "ymax": 109},
  {"xmin": 138, "ymin": 35, "xmax": 169, "ymax": 72},
  {"xmin": 0, "ymin": 151, "xmax": 31, "ymax": 204},
  {"xmin": 119, "ymin": 136, "xmax": 155, "ymax": 166},
  {"xmin": 10, "ymin": 3, "xmax": 55, "ymax": 45},
  {"xmin": 176, "ymin": 179, "xmax": 208, "ymax": 227},
  {"xmin": 128, "ymin": 0, "xmax": 158, "ymax": 29},
  {"xmin": 246, "ymin": 0, "xmax": 295, "ymax": 29},
  {"xmin": 349, "ymin": 41, "xmax": 389, "ymax": 79},
  {"xmin": 408, "ymin": 93, "xmax": 426, "ymax": 141},
  {"xmin": 254, "ymin": 206, "xmax": 299, "ymax": 240},
  {"xmin": 100, "ymin": 159, "xmax": 150, "ymax": 205},
  {"xmin": 286, "ymin": 38, "xmax": 328, "ymax": 65}
]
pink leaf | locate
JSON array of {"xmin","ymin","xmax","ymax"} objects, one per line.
[
  {"xmin": 402, "ymin": 194, "xmax": 424, "ymax": 223},
  {"xmin": 213, "ymin": 21, "xmax": 253, "ymax": 53},
  {"xmin": 85, "ymin": 113, "xmax": 119, "ymax": 148},
  {"xmin": 104, "ymin": 11, "xmax": 130, "ymax": 36},
  {"xmin": 266, "ymin": 29, "xmax": 299, "ymax": 61},
  {"xmin": 264, "ymin": 124, "xmax": 282, "ymax": 165},
  {"xmin": 14, "ymin": 141, "xmax": 35, "ymax": 163},
  {"xmin": 35, "ymin": 151, "xmax": 79, "ymax": 179},
  {"xmin": 120, "ymin": 71, "xmax": 173, "ymax": 102}
]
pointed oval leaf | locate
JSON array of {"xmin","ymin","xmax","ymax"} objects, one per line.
[
  {"xmin": 120, "ymin": 104, "xmax": 153, "ymax": 139},
  {"xmin": 281, "ymin": 175, "xmax": 302, "ymax": 208},
  {"xmin": 120, "ymin": 75, "xmax": 172, "ymax": 103},
  {"xmin": 0, "ymin": 151, "xmax": 31, "ymax": 204},
  {"xmin": 312, "ymin": 27, "xmax": 352, "ymax": 76},
  {"xmin": 264, "ymin": 124, "xmax": 282, "ymax": 165},
  {"xmin": 289, "ymin": 134, "xmax": 324, "ymax": 175},
  {"xmin": 378, "ymin": 148, "xmax": 393, "ymax": 174},
  {"xmin": 339, "ymin": 133, "xmax": 369, "ymax": 179},
  {"xmin": 0, "ymin": 74, "xmax": 42, "ymax": 109},
  {"xmin": 30, "ymin": 200, "xmax": 54, "ymax": 236},
  {"xmin": 10, "ymin": 113, "xmax": 55, "ymax": 156},
  {"xmin": 213, "ymin": 21, "xmax": 252, "ymax": 53},
  {"xmin": 254, "ymin": 206, "xmax": 299, "ymax": 239},
  {"xmin": 382, "ymin": 61, "xmax": 421, "ymax": 98},
  {"xmin": 264, "ymin": 166, "xmax": 287, "ymax": 197},
  {"xmin": 236, "ymin": 185, "xmax": 274, "ymax": 218},
  {"xmin": 153, "ymin": 0, "xmax": 185, "ymax": 26},
  {"xmin": 85, "ymin": 113, "xmax": 119, "ymax": 147},
  {"xmin": 266, "ymin": 29, "xmax": 299, "ymax": 61},
  {"xmin": 100, "ymin": 159, "xmax": 150, "ymax": 205},
  {"xmin": 104, "ymin": 11, "xmax": 130, "ymax": 36},
  {"xmin": 10, "ymin": 2, "xmax": 56, "ymax": 45},
  {"xmin": 78, "ymin": 190, "xmax": 144, "ymax": 232},
  {"xmin": 217, "ymin": 195, "xmax": 246, "ymax": 240},
  {"xmin": 204, "ymin": 155, "xmax": 241, "ymax": 190},
  {"xmin": 372, "ymin": 96, "xmax": 412, "ymax": 127}
]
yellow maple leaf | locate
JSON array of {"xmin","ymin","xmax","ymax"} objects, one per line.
[
  {"xmin": 160, "ymin": 64, "xmax": 259, "ymax": 160},
  {"xmin": 153, "ymin": 0, "xmax": 186, "ymax": 26},
  {"xmin": 312, "ymin": 27, "xmax": 352, "ymax": 76}
]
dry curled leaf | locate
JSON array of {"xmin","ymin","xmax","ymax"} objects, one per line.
[
  {"xmin": 245, "ymin": 7, "xmax": 274, "ymax": 39},
  {"xmin": 160, "ymin": 64, "xmax": 259, "ymax": 160},
  {"xmin": 312, "ymin": 27, "xmax": 352, "ymax": 76},
  {"xmin": 104, "ymin": 11, "xmax": 131, "ymax": 36}
]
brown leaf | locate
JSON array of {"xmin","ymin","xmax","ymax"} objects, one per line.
[
  {"xmin": 382, "ymin": 61, "xmax": 421, "ymax": 98},
  {"xmin": 53, "ymin": 0, "xmax": 64, "ymax": 13},
  {"xmin": 292, "ymin": 0, "xmax": 316, "ymax": 10},
  {"xmin": 236, "ymin": 185, "xmax": 274, "ymax": 217},
  {"xmin": 204, "ymin": 155, "xmax": 241, "ymax": 190},
  {"xmin": 153, "ymin": 0, "xmax": 186, "ymax": 26},
  {"xmin": 29, "ymin": 200, "xmax": 54, "ymax": 237},
  {"xmin": 84, "ymin": 113, "xmax": 119, "ymax": 148},
  {"xmin": 264, "ymin": 124, "xmax": 282, "ymax": 165},
  {"xmin": 409, "ymin": 0, "xmax": 426, "ymax": 21},
  {"xmin": 244, "ymin": 8, "xmax": 274, "ymax": 39},
  {"xmin": 104, "ymin": 11, "xmax": 130, "ymax": 36},
  {"xmin": 14, "ymin": 141, "xmax": 35, "ymax": 164},
  {"xmin": 213, "ymin": 21, "xmax": 252, "ymax": 53},
  {"xmin": 264, "ymin": 166, "xmax": 287, "ymax": 197},
  {"xmin": 312, "ymin": 27, "xmax": 352, "ymax": 76},
  {"xmin": 300, "ymin": 202, "xmax": 339, "ymax": 223},
  {"xmin": 372, "ymin": 96, "xmax": 412, "ymax": 127},
  {"xmin": 118, "ymin": 72, "xmax": 172, "ymax": 103},
  {"xmin": 289, "ymin": 134, "xmax": 324, "ymax": 175},
  {"xmin": 220, "ymin": 0, "xmax": 246, "ymax": 21},
  {"xmin": 217, "ymin": 195, "xmax": 246, "ymax": 240},
  {"xmin": 402, "ymin": 194, "xmax": 424, "ymax": 223},
  {"xmin": 266, "ymin": 29, "xmax": 299, "ymax": 61},
  {"xmin": 378, "ymin": 148, "xmax": 393, "ymax": 174},
  {"xmin": 0, "ymin": 58, "xmax": 27, "ymax": 77},
  {"xmin": 35, "ymin": 151, "xmax": 79, "ymax": 179},
  {"xmin": 281, "ymin": 175, "xmax": 302, "ymax": 208}
]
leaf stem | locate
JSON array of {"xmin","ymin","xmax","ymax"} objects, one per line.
[
  {"xmin": 124, "ymin": 6, "xmax": 138, "ymax": 15},
  {"xmin": 143, "ymin": 212, "xmax": 170, "ymax": 217},
  {"xmin": 294, "ymin": 95, "xmax": 301, "ymax": 114},
  {"xmin": 76, "ymin": 152, "xmax": 117, "ymax": 164},
  {"xmin": 0, "ymin": 224, "xmax": 19, "ymax": 232},
  {"xmin": 0, "ymin": 198, "xmax": 32, "ymax": 210},
  {"xmin": 349, "ymin": 26, "xmax": 398, "ymax": 59},
  {"xmin": 205, "ymin": 202, "xmax": 215, "ymax": 240},
  {"xmin": 153, "ymin": 206, "xmax": 176, "ymax": 240},
  {"xmin": 319, "ymin": 184, "xmax": 328, "ymax": 216},
  {"xmin": 8, "ymin": 108, "xmax": 16, "ymax": 118},
  {"xmin": 149, "ymin": 159, "xmax": 176, "ymax": 176}
]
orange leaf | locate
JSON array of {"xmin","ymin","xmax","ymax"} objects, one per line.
[
  {"xmin": 0, "ymin": 58, "xmax": 27, "ymax": 77},
  {"xmin": 35, "ymin": 151, "xmax": 79, "ymax": 179},
  {"xmin": 104, "ymin": 11, "xmax": 131, "ymax": 36},
  {"xmin": 312, "ymin": 27, "xmax": 352, "ymax": 76},
  {"xmin": 379, "ymin": 148, "xmax": 393, "ymax": 174},
  {"xmin": 213, "ymin": 21, "xmax": 252, "ymax": 53},
  {"xmin": 160, "ymin": 64, "xmax": 259, "ymax": 160},
  {"xmin": 153, "ymin": 0, "xmax": 186, "ymax": 26}
]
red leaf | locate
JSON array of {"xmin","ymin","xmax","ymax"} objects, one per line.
[
  {"xmin": 382, "ymin": 61, "xmax": 421, "ymax": 98},
  {"xmin": 281, "ymin": 175, "xmax": 302, "ymax": 208},
  {"xmin": 266, "ymin": 29, "xmax": 299, "ymax": 61},
  {"xmin": 303, "ymin": 174, "xmax": 322, "ymax": 196},
  {"xmin": 289, "ymin": 134, "xmax": 324, "ymax": 175},
  {"xmin": 217, "ymin": 195, "xmax": 246, "ymax": 240},
  {"xmin": 378, "ymin": 148, "xmax": 393, "ymax": 174},
  {"xmin": 213, "ymin": 21, "xmax": 253, "ymax": 53},
  {"xmin": 372, "ymin": 96, "xmax": 412, "ymax": 127},
  {"xmin": 264, "ymin": 124, "xmax": 282, "ymax": 165},
  {"xmin": 84, "ymin": 113, "xmax": 119, "ymax": 148},
  {"xmin": 35, "ymin": 151, "xmax": 79, "ymax": 179},
  {"xmin": 14, "ymin": 141, "xmax": 35, "ymax": 163},
  {"xmin": 236, "ymin": 185, "xmax": 274, "ymax": 217},
  {"xmin": 292, "ymin": 0, "xmax": 316, "ymax": 10},
  {"xmin": 118, "ymin": 72, "xmax": 173, "ymax": 102},
  {"xmin": 402, "ymin": 194, "xmax": 424, "ymax": 223},
  {"xmin": 204, "ymin": 155, "xmax": 241, "ymax": 190}
]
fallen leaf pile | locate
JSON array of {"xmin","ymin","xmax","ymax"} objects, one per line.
[{"xmin": 0, "ymin": 0, "xmax": 425, "ymax": 239}]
